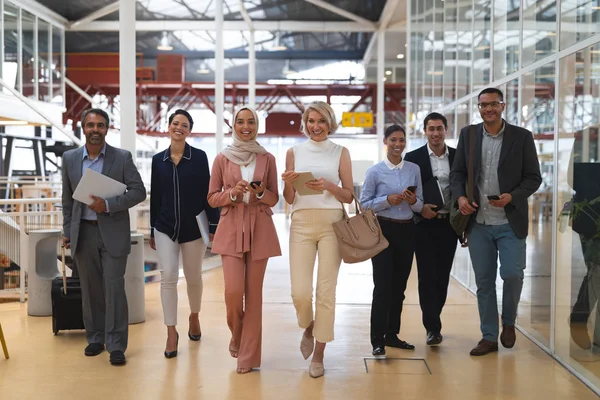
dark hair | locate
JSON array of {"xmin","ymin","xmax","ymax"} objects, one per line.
[
  {"xmin": 168, "ymin": 109, "xmax": 194, "ymax": 131},
  {"xmin": 424, "ymin": 112, "xmax": 447, "ymax": 130},
  {"xmin": 81, "ymin": 108, "xmax": 110, "ymax": 127},
  {"xmin": 384, "ymin": 124, "xmax": 406, "ymax": 139},
  {"xmin": 478, "ymin": 87, "xmax": 504, "ymax": 101}
]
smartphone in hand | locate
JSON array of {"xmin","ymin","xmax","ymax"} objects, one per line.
[
  {"xmin": 487, "ymin": 195, "xmax": 500, "ymax": 201},
  {"xmin": 406, "ymin": 185, "xmax": 417, "ymax": 193},
  {"xmin": 250, "ymin": 181, "xmax": 262, "ymax": 189}
]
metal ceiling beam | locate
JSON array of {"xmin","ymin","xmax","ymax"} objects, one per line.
[
  {"xmin": 362, "ymin": 0, "xmax": 401, "ymax": 65},
  {"xmin": 18, "ymin": 0, "xmax": 69, "ymax": 29},
  {"xmin": 301, "ymin": 0, "xmax": 376, "ymax": 28},
  {"xmin": 68, "ymin": 20, "xmax": 376, "ymax": 32},
  {"xmin": 69, "ymin": 2, "xmax": 121, "ymax": 29}
]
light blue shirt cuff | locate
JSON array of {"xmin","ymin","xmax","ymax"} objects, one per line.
[{"xmin": 105, "ymin": 200, "xmax": 110, "ymax": 213}]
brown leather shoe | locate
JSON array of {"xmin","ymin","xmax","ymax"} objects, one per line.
[
  {"xmin": 469, "ymin": 339, "xmax": 498, "ymax": 356},
  {"xmin": 500, "ymin": 325, "xmax": 516, "ymax": 348}
]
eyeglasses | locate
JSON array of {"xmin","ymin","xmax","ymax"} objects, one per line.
[{"xmin": 477, "ymin": 101, "xmax": 505, "ymax": 110}]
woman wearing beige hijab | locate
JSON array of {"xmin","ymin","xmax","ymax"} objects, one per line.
[{"xmin": 208, "ymin": 106, "xmax": 281, "ymax": 374}]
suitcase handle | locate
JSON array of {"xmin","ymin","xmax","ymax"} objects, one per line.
[{"xmin": 61, "ymin": 244, "xmax": 67, "ymax": 295}]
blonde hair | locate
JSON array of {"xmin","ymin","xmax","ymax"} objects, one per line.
[
  {"xmin": 232, "ymin": 106, "xmax": 259, "ymax": 139},
  {"xmin": 300, "ymin": 101, "xmax": 339, "ymax": 137}
]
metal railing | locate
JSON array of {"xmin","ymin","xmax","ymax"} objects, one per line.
[{"xmin": 0, "ymin": 196, "xmax": 151, "ymax": 300}]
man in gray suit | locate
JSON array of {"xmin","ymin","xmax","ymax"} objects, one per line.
[
  {"xmin": 62, "ymin": 108, "xmax": 146, "ymax": 365},
  {"xmin": 450, "ymin": 88, "xmax": 542, "ymax": 356}
]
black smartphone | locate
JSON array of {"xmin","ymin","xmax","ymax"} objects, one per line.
[
  {"xmin": 406, "ymin": 185, "xmax": 417, "ymax": 193},
  {"xmin": 250, "ymin": 181, "xmax": 262, "ymax": 188},
  {"xmin": 487, "ymin": 195, "xmax": 500, "ymax": 200}
]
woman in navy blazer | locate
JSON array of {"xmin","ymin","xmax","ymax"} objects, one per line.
[{"xmin": 150, "ymin": 109, "xmax": 219, "ymax": 358}]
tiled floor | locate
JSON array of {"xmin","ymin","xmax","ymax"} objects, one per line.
[{"xmin": 0, "ymin": 215, "xmax": 598, "ymax": 399}]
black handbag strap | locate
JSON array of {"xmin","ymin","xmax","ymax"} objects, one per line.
[{"xmin": 467, "ymin": 125, "xmax": 477, "ymax": 202}]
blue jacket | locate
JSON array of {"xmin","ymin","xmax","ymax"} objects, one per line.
[{"xmin": 150, "ymin": 143, "xmax": 219, "ymax": 243}]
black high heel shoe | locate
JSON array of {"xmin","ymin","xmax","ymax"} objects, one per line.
[
  {"xmin": 164, "ymin": 333, "xmax": 179, "ymax": 359},
  {"xmin": 188, "ymin": 331, "xmax": 201, "ymax": 341}
]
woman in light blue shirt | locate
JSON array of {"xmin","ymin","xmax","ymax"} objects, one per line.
[{"xmin": 360, "ymin": 124, "xmax": 423, "ymax": 357}]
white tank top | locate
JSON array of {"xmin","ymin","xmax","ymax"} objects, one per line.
[{"xmin": 292, "ymin": 139, "xmax": 344, "ymax": 213}]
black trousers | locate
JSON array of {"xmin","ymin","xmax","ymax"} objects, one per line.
[
  {"xmin": 370, "ymin": 218, "xmax": 416, "ymax": 347},
  {"xmin": 414, "ymin": 217, "xmax": 458, "ymax": 334}
]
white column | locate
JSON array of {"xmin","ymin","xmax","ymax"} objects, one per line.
[
  {"xmin": 215, "ymin": 0, "xmax": 225, "ymax": 152},
  {"xmin": 248, "ymin": 29, "xmax": 256, "ymax": 108},
  {"xmin": 376, "ymin": 30, "xmax": 385, "ymax": 162},
  {"xmin": 119, "ymin": 0, "xmax": 137, "ymax": 229}
]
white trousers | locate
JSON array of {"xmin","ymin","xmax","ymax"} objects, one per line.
[{"xmin": 155, "ymin": 230, "xmax": 207, "ymax": 326}]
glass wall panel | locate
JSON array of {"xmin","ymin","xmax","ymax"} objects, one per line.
[
  {"xmin": 519, "ymin": 61, "xmax": 556, "ymax": 347},
  {"xmin": 560, "ymin": 0, "xmax": 600, "ymax": 50},
  {"xmin": 473, "ymin": 0, "xmax": 491, "ymax": 90},
  {"xmin": 556, "ymin": 41, "xmax": 600, "ymax": 389},
  {"xmin": 3, "ymin": 2, "xmax": 18, "ymax": 94},
  {"xmin": 21, "ymin": 10, "xmax": 36, "ymax": 99},
  {"xmin": 456, "ymin": 1, "xmax": 473, "ymax": 100},
  {"xmin": 442, "ymin": 0, "xmax": 457, "ymax": 106},
  {"xmin": 493, "ymin": 0, "xmax": 520, "ymax": 80},
  {"xmin": 505, "ymin": 78, "xmax": 519, "ymax": 125},
  {"xmin": 51, "ymin": 27, "xmax": 62, "ymax": 103},
  {"xmin": 522, "ymin": 1, "xmax": 557, "ymax": 67},
  {"xmin": 38, "ymin": 19, "xmax": 50, "ymax": 102}
]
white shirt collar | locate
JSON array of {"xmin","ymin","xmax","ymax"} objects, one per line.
[
  {"xmin": 384, "ymin": 157, "xmax": 404, "ymax": 170},
  {"xmin": 427, "ymin": 143, "xmax": 448, "ymax": 158}
]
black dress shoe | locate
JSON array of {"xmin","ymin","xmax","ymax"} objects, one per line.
[
  {"xmin": 426, "ymin": 332, "xmax": 443, "ymax": 346},
  {"xmin": 110, "ymin": 350, "xmax": 127, "ymax": 365},
  {"xmin": 188, "ymin": 331, "xmax": 201, "ymax": 341},
  {"xmin": 385, "ymin": 335, "xmax": 415, "ymax": 350},
  {"xmin": 164, "ymin": 333, "xmax": 179, "ymax": 359},
  {"xmin": 372, "ymin": 346, "xmax": 386, "ymax": 357},
  {"xmin": 84, "ymin": 343, "xmax": 104, "ymax": 357}
]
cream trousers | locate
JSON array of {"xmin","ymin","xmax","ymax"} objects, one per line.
[
  {"xmin": 155, "ymin": 230, "xmax": 207, "ymax": 326},
  {"xmin": 289, "ymin": 209, "xmax": 343, "ymax": 343}
]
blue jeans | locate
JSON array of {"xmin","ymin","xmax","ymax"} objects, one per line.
[{"xmin": 468, "ymin": 222, "xmax": 526, "ymax": 342}]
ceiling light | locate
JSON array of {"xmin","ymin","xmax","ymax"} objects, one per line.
[
  {"xmin": 272, "ymin": 32, "xmax": 287, "ymax": 51},
  {"xmin": 396, "ymin": 53, "xmax": 404, "ymax": 59},
  {"xmin": 197, "ymin": 61, "xmax": 210, "ymax": 74},
  {"xmin": 283, "ymin": 59, "xmax": 296, "ymax": 76},
  {"xmin": 157, "ymin": 32, "xmax": 173, "ymax": 51},
  {"xmin": 385, "ymin": 70, "xmax": 392, "ymax": 76}
]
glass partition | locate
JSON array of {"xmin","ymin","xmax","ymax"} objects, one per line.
[
  {"xmin": 2, "ymin": 2, "xmax": 18, "ymax": 94},
  {"xmin": 556, "ymin": 41, "xmax": 600, "ymax": 389},
  {"xmin": 21, "ymin": 10, "xmax": 35, "ymax": 99},
  {"xmin": 37, "ymin": 18, "xmax": 49, "ymax": 102},
  {"xmin": 0, "ymin": 1, "xmax": 65, "ymax": 103},
  {"xmin": 409, "ymin": 0, "xmax": 600, "ymax": 394}
]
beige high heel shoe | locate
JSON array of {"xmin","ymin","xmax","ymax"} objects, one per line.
[
  {"xmin": 308, "ymin": 362, "xmax": 324, "ymax": 378},
  {"xmin": 300, "ymin": 333, "xmax": 315, "ymax": 360}
]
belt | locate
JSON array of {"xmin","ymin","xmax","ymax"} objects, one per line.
[
  {"xmin": 377, "ymin": 216, "xmax": 413, "ymax": 224},
  {"xmin": 434, "ymin": 213, "xmax": 450, "ymax": 220},
  {"xmin": 81, "ymin": 219, "xmax": 99, "ymax": 226}
]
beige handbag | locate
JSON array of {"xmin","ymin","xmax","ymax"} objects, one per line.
[{"xmin": 332, "ymin": 194, "xmax": 389, "ymax": 264}]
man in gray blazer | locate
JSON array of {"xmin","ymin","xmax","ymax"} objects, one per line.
[
  {"xmin": 62, "ymin": 108, "xmax": 146, "ymax": 365},
  {"xmin": 450, "ymin": 88, "xmax": 542, "ymax": 356}
]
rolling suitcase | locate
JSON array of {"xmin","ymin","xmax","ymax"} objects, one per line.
[{"xmin": 51, "ymin": 245, "xmax": 85, "ymax": 335}]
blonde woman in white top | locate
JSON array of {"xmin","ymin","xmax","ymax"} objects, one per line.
[{"xmin": 282, "ymin": 101, "xmax": 354, "ymax": 378}]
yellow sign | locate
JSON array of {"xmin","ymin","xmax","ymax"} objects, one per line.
[{"xmin": 341, "ymin": 112, "xmax": 373, "ymax": 128}]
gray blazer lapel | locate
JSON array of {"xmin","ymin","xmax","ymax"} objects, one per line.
[
  {"xmin": 72, "ymin": 147, "xmax": 84, "ymax": 188},
  {"xmin": 102, "ymin": 144, "xmax": 116, "ymax": 176},
  {"xmin": 499, "ymin": 123, "xmax": 516, "ymax": 166}
]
